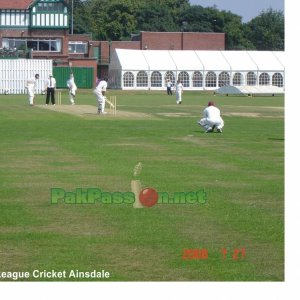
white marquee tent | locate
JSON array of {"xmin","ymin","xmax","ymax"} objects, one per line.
[{"xmin": 109, "ymin": 49, "xmax": 285, "ymax": 94}]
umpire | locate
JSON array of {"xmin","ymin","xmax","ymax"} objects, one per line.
[{"xmin": 45, "ymin": 74, "xmax": 56, "ymax": 105}]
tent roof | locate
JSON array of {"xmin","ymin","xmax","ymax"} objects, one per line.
[
  {"xmin": 195, "ymin": 50, "xmax": 230, "ymax": 70},
  {"xmin": 142, "ymin": 50, "xmax": 176, "ymax": 70},
  {"xmin": 113, "ymin": 49, "xmax": 148, "ymax": 70},
  {"xmin": 169, "ymin": 50, "xmax": 203, "ymax": 70},
  {"xmin": 110, "ymin": 49, "xmax": 285, "ymax": 72},
  {"xmin": 220, "ymin": 51, "xmax": 257, "ymax": 71},
  {"xmin": 246, "ymin": 51, "xmax": 285, "ymax": 71}
]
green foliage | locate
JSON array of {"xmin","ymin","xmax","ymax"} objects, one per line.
[
  {"xmin": 179, "ymin": 5, "xmax": 214, "ymax": 32},
  {"xmin": 72, "ymin": 1, "xmax": 284, "ymax": 50},
  {"xmin": 246, "ymin": 9, "xmax": 284, "ymax": 50},
  {"xmin": 71, "ymin": 0, "xmax": 92, "ymax": 34},
  {"xmin": 136, "ymin": 3, "xmax": 178, "ymax": 32}
]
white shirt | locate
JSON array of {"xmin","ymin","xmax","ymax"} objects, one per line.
[
  {"xmin": 95, "ymin": 80, "xmax": 107, "ymax": 93},
  {"xmin": 167, "ymin": 81, "xmax": 173, "ymax": 88},
  {"xmin": 176, "ymin": 82, "xmax": 183, "ymax": 93},
  {"xmin": 26, "ymin": 76, "xmax": 37, "ymax": 88},
  {"xmin": 203, "ymin": 106, "xmax": 222, "ymax": 121},
  {"xmin": 67, "ymin": 77, "xmax": 77, "ymax": 91},
  {"xmin": 45, "ymin": 77, "xmax": 56, "ymax": 89}
]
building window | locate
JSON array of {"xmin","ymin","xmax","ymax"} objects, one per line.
[
  {"xmin": 247, "ymin": 72, "xmax": 256, "ymax": 86},
  {"xmin": 233, "ymin": 73, "xmax": 243, "ymax": 86},
  {"xmin": 218, "ymin": 71, "xmax": 230, "ymax": 87},
  {"xmin": 164, "ymin": 71, "xmax": 175, "ymax": 87},
  {"xmin": 178, "ymin": 71, "xmax": 189, "ymax": 87},
  {"xmin": 2, "ymin": 38, "xmax": 61, "ymax": 52},
  {"xmin": 36, "ymin": 3, "xmax": 64, "ymax": 13},
  {"xmin": 259, "ymin": 73, "xmax": 270, "ymax": 85},
  {"xmin": 123, "ymin": 72, "xmax": 134, "ymax": 87},
  {"xmin": 151, "ymin": 71, "xmax": 162, "ymax": 87},
  {"xmin": 136, "ymin": 71, "xmax": 148, "ymax": 87},
  {"xmin": 205, "ymin": 71, "xmax": 217, "ymax": 87},
  {"xmin": 0, "ymin": 9, "xmax": 29, "ymax": 27},
  {"xmin": 272, "ymin": 73, "xmax": 283, "ymax": 87},
  {"xmin": 68, "ymin": 42, "xmax": 88, "ymax": 54},
  {"xmin": 192, "ymin": 71, "xmax": 203, "ymax": 87}
]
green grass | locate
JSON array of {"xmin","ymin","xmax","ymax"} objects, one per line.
[{"xmin": 0, "ymin": 90, "xmax": 284, "ymax": 281}]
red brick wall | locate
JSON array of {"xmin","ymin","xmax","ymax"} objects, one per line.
[
  {"xmin": 110, "ymin": 41, "xmax": 139, "ymax": 60},
  {"xmin": 111, "ymin": 41, "xmax": 140, "ymax": 52},
  {"xmin": 182, "ymin": 32, "xmax": 225, "ymax": 50},
  {"xmin": 140, "ymin": 31, "xmax": 225, "ymax": 50},
  {"xmin": 141, "ymin": 32, "xmax": 181, "ymax": 50},
  {"xmin": 100, "ymin": 41, "xmax": 110, "ymax": 63}
]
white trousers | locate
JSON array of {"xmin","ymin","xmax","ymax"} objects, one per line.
[
  {"xmin": 27, "ymin": 86, "xmax": 35, "ymax": 105},
  {"xmin": 176, "ymin": 91, "xmax": 182, "ymax": 103},
  {"xmin": 69, "ymin": 89, "xmax": 76, "ymax": 104},
  {"xmin": 199, "ymin": 118, "xmax": 224, "ymax": 131},
  {"xmin": 93, "ymin": 89, "xmax": 106, "ymax": 112}
]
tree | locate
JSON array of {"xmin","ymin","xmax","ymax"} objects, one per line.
[
  {"xmin": 71, "ymin": 1, "xmax": 284, "ymax": 51},
  {"xmin": 246, "ymin": 9, "xmax": 284, "ymax": 50},
  {"xmin": 220, "ymin": 10, "xmax": 255, "ymax": 50},
  {"xmin": 87, "ymin": 0, "xmax": 142, "ymax": 40},
  {"xmin": 136, "ymin": 3, "xmax": 178, "ymax": 32},
  {"xmin": 178, "ymin": 5, "xmax": 215, "ymax": 32},
  {"xmin": 72, "ymin": 0, "xmax": 92, "ymax": 34}
]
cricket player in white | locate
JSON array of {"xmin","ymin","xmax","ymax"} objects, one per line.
[
  {"xmin": 93, "ymin": 77, "xmax": 108, "ymax": 114},
  {"xmin": 25, "ymin": 74, "xmax": 39, "ymax": 105},
  {"xmin": 67, "ymin": 74, "xmax": 77, "ymax": 105},
  {"xmin": 198, "ymin": 101, "xmax": 224, "ymax": 133},
  {"xmin": 175, "ymin": 79, "xmax": 183, "ymax": 104}
]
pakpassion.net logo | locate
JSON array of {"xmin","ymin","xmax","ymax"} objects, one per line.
[
  {"xmin": 50, "ymin": 187, "xmax": 206, "ymax": 208},
  {"xmin": 50, "ymin": 163, "xmax": 206, "ymax": 208}
]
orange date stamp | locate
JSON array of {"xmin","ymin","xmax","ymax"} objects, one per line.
[{"xmin": 182, "ymin": 247, "xmax": 246, "ymax": 260}]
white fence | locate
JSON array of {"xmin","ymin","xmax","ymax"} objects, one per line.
[{"xmin": 0, "ymin": 59, "xmax": 52, "ymax": 94}]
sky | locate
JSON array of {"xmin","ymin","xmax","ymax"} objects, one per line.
[{"xmin": 189, "ymin": 0, "xmax": 284, "ymax": 22}]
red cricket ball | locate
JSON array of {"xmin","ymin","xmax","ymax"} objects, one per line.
[{"xmin": 139, "ymin": 188, "xmax": 159, "ymax": 207}]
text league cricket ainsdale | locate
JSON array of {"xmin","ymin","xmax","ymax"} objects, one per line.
[{"xmin": 0, "ymin": 269, "xmax": 110, "ymax": 280}]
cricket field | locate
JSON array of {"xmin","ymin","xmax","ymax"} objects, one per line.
[{"xmin": 0, "ymin": 90, "xmax": 284, "ymax": 281}]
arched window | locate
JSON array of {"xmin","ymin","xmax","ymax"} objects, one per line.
[
  {"xmin": 178, "ymin": 71, "xmax": 189, "ymax": 87},
  {"xmin": 164, "ymin": 71, "xmax": 175, "ymax": 86},
  {"xmin": 233, "ymin": 73, "xmax": 243, "ymax": 86},
  {"xmin": 136, "ymin": 71, "xmax": 148, "ymax": 87},
  {"xmin": 218, "ymin": 72, "xmax": 230, "ymax": 87},
  {"xmin": 205, "ymin": 71, "xmax": 217, "ymax": 87},
  {"xmin": 272, "ymin": 73, "xmax": 283, "ymax": 87},
  {"xmin": 247, "ymin": 72, "xmax": 256, "ymax": 86},
  {"xmin": 123, "ymin": 72, "xmax": 134, "ymax": 87},
  {"xmin": 259, "ymin": 73, "xmax": 270, "ymax": 85},
  {"xmin": 151, "ymin": 71, "xmax": 162, "ymax": 87},
  {"xmin": 192, "ymin": 71, "xmax": 203, "ymax": 87}
]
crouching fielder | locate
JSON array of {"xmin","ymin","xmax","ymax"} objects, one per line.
[
  {"xmin": 25, "ymin": 74, "xmax": 39, "ymax": 105},
  {"xmin": 67, "ymin": 74, "xmax": 77, "ymax": 105},
  {"xmin": 93, "ymin": 77, "xmax": 108, "ymax": 114},
  {"xmin": 198, "ymin": 101, "xmax": 224, "ymax": 133}
]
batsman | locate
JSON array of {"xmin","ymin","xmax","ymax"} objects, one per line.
[{"xmin": 93, "ymin": 76, "xmax": 108, "ymax": 114}]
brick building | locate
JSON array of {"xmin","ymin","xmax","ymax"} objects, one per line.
[{"xmin": 0, "ymin": 0, "xmax": 225, "ymax": 85}]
